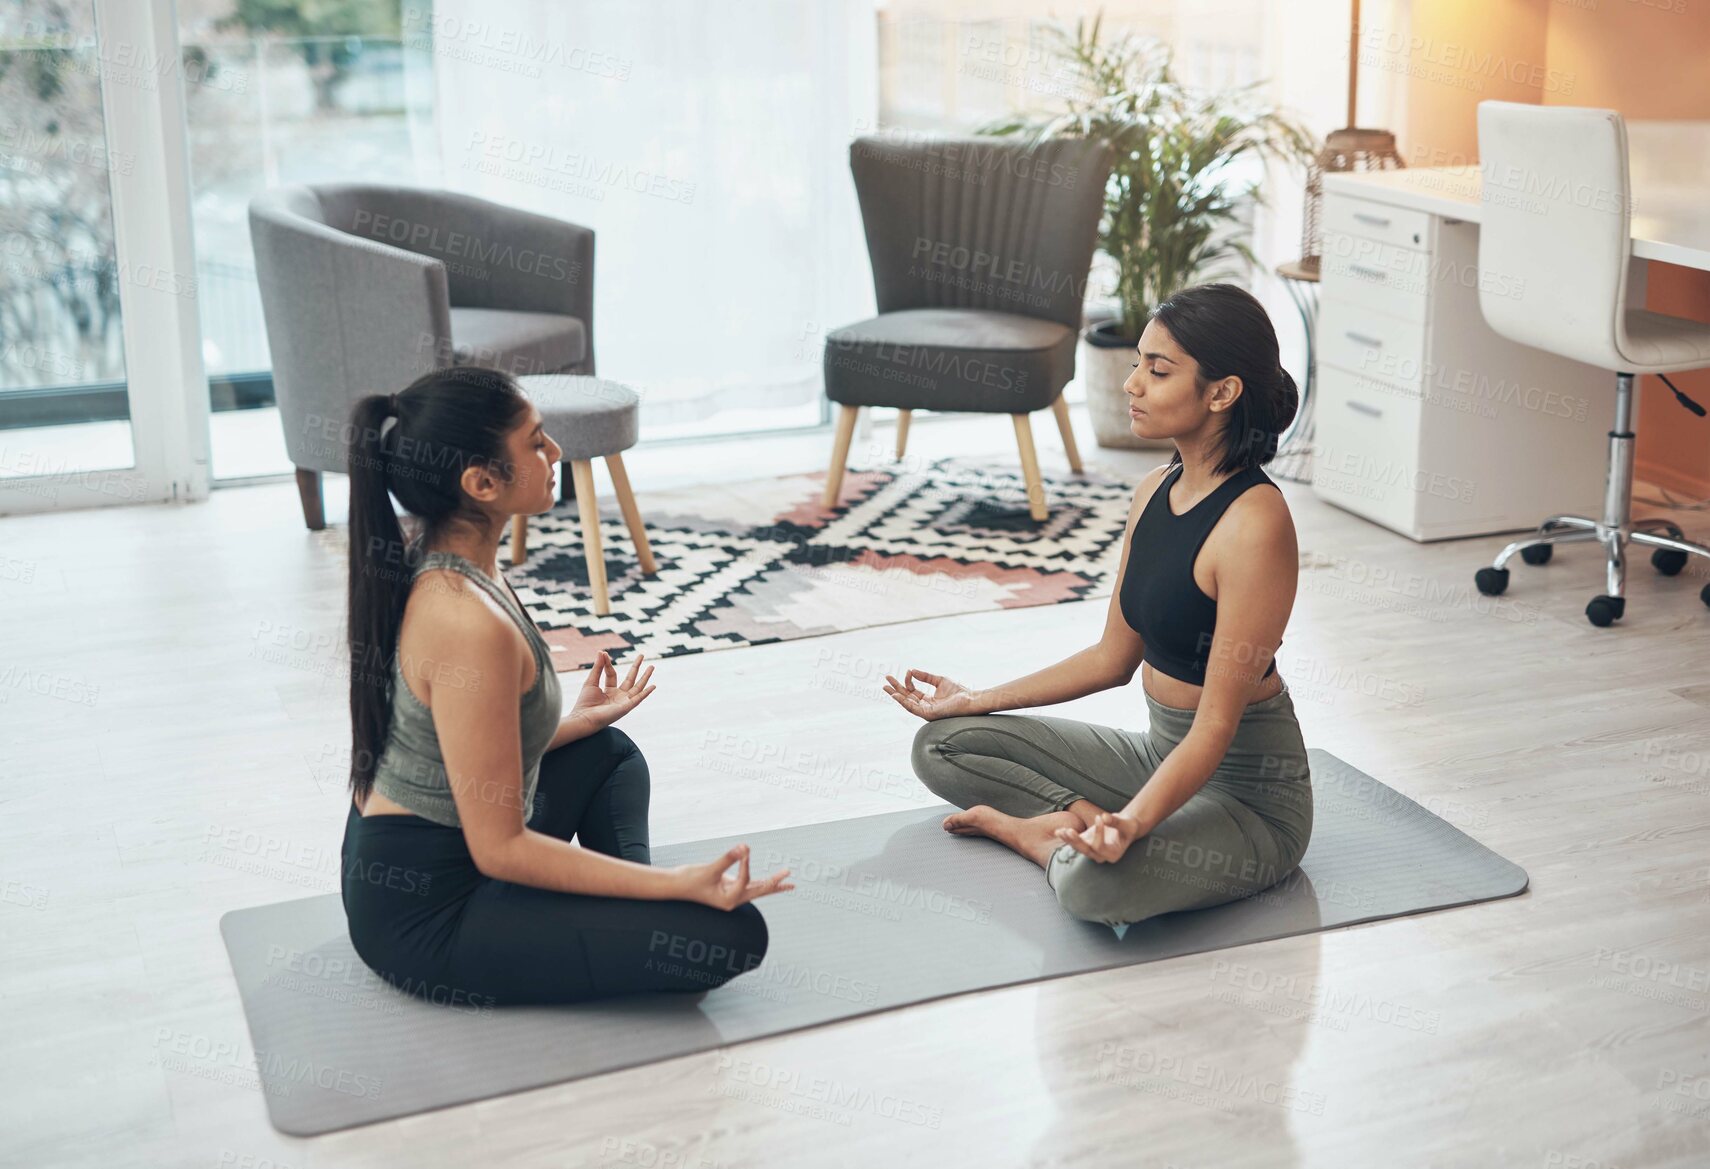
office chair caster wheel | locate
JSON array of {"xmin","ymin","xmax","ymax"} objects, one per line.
[
  {"xmin": 1702, "ymin": 582, "xmax": 1710, "ymax": 610},
  {"xmin": 1585, "ymin": 595, "xmax": 1625, "ymax": 627},
  {"xmin": 1652, "ymin": 548, "xmax": 1689, "ymax": 576},
  {"xmin": 1474, "ymin": 567, "xmax": 1509, "ymax": 596},
  {"xmin": 1520, "ymin": 544, "xmax": 1553, "ymax": 566}
]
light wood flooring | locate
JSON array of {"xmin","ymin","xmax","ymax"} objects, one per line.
[{"xmin": 3, "ymin": 407, "xmax": 1709, "ymax": 1168}]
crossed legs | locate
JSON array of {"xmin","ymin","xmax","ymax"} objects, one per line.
[
  {"xmin": 911, "ymin": 713, "xmax": 1308, "ymax": 929},
  {"xmin": 344, "ymin": 728, "xmax": 769, "ymax": 1006},
  {"xmin": 910, "ymin": 714, "xmax": 1146, "ymax": 869}
]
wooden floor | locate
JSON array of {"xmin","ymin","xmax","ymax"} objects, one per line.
[{"xmin": 4, "ymin": 407, "xmax": 1709, "ymax": 1169}]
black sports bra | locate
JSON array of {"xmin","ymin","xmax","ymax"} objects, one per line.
[{"xmin": 1119, "ymin": 462, "xmax": 1280, "ymax": 687}]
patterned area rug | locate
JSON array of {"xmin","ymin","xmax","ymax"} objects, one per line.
[{"xmin": 510, "ymin": 456, "xmax": 1136, "ymax": 670}]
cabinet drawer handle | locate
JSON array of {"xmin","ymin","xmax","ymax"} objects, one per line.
[
  {"xmin": 1348, "ymin": 263, "xmax": 1387, "ymax": 281},
  {"xmin": 1353, "ymin": 211, "xmax": 1391, "ymax": 226},
  {"xmin": 1345, "ymin": 330, "xmax": 1384, "ymax": 348},
  {"xmin": 1347, "ymin": 400, "xmax": 1384, "ymax": 419}
]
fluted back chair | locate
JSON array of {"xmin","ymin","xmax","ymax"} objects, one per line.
[
  {"xmin": 1471, "ymin": 101, "xmax": 1710, "ymax": 626},
  {"xmin": 822, "ymin": 135, "xmax": 1113, "ymax": 520},
  {"xmin": 250, "ymin": 184, "xmax": 594, "ymax": 528}
]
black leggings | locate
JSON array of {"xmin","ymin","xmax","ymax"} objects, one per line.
[{"xmin": 341, "ymin": 727, "xmax": 770, "ymax": 1007}]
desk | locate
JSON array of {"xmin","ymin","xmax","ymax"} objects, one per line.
[{"xmin": 1312, "ymin": 121, "xmax": 1710, "ymax": 541}]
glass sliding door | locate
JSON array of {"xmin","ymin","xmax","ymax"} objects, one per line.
[
  {"xmin": 177, "ymin": 0, "xmax": 438, "ymax": 481},
  {"xmin": 0, "ymin": 2, "xmax": 138, "ymax": 490},
  {"xmin": 0, "ymin": 0, "xmax": 211, "ymax": 515}
]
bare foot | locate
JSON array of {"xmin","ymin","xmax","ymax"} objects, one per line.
[
  {"xmin": 942, "ymin": 805, "xmax": 1089, "ymax": 869},
  {"xmin": 942, "ymin": 805, "xmax": 1002, "ymax": 838}
]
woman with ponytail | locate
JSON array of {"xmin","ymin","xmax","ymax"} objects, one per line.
[
  {"xmin": 340, "ymin": 366, "xmax": 786, "ymax": 1007},
  {"xmin": 890, "ymin": 283, "xmax": 1314, "ymax": 929}
]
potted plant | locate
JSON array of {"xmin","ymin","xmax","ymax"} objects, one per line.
[{"xmin": 984, "ymin": 17, "xmax": 1317, "ymax": 448}]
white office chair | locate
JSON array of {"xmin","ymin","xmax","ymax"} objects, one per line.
[{"xmin": 1472, "ymin": 101, "xmax": 1710, "ymax": 627}]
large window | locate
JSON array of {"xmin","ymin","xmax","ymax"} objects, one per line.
[
  {"xmin": 0, "ymin": 1, "xmax": 436, "ymax": 484},
  {"xmin": 5, "ymin": 2, "xmax": 882, "ymax": 500},
  {"xmin": 1, "ymin": 0, "xmax": 1283, "ymax": 509},
  {"xmin": 876, "ymin": 0, "xmax": 1267, "ymax": 133},
  {"xmin": 430, "ymin": 0, "xmax": 875, "ymax": 444},
  {"xmin": 0, "ymin": 1, "xmax": 135, "ymax": 480},
  {"xmin": 178, "ymin": 0, "xmax": 437, "ymax": 479}
]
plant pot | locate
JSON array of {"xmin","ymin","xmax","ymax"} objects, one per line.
[{"xmin": 1080, "ymin": 320, "xmax": 1173, "ymax": 450}]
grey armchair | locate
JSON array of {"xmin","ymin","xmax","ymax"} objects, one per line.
[
  {"xmin": 822, "ymin": 135, "xmax": 1113, "ymax": 520},
  {"xmin": 249, "ymin": 184, "xmax": 594, "ymax": 529}
]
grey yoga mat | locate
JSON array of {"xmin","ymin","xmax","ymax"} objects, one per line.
[{"xmin": 219, "ymin": 749, "xmax": 1527, "ymax": 1135}]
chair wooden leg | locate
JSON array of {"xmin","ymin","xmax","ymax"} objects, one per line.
[
  {"xmin": 605, "ymin": 452, "xmax": 656, "ymax": 575},
  {"xmin": 896, "ymin": 409, "xmax": 912, "ymax": 459},
  {"xmin": 509, "ymin": 514, "xmax": 528, "ymax": 567},
  {"xmin": 1012, "ymin": 413, "xmax": 1049, "ymax": 522},
  {"xmin": 294, "ymin": 468, "xmax": 325, "ymax": 531},
  {"xmin": 823, "ymin": 404, "xmax": 859, "ymax": 508},
  {"xmin": 1050, "ymin": 394, "xmax": 1084, "ymax": 473},
  {"xmin": 571, "ymin": 460, "xmax": 610, "ymax": 615}
]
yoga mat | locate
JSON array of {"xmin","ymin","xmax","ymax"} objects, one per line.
[{"xmin": 219, "ymin": 750, "xmax": 1526, "ymax": 1135}]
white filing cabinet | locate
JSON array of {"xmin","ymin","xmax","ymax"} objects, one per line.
[{"xmin": 1311, "ymin": 191, "xmax": 1614, "ymax": 541}]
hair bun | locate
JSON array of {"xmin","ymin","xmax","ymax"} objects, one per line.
[{"xmin": 1274, "ymin": 364, "xmax": 1299, "ymax": 434}]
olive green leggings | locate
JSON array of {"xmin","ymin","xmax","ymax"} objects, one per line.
[{"xmin": 910, "ymin": 687, "xmax": 1314, "ymax": 928}]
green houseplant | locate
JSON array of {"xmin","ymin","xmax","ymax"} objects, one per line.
[{"xmin": 984, "ymin": 16, "xmax": 1317, "ymax": 448}]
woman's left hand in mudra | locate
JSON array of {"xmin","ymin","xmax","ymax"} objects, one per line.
[
  {"xmin": 572, "ymin": 650, "xmax": 656, "ymax": 729},
  {"xmin": 1053, "ymin": 810, "xmax": 1142, "ymax": 864}
]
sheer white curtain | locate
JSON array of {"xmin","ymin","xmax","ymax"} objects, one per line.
[{"xmin": 428, "ymin": 0, "xmax": 879, "ymax": 439}]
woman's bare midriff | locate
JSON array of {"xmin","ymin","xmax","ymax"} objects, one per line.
[
  {"xmin": 1141, "ymin": 661, "xmax": 1285, "ymax": 712},
  {"xmin": 351, "ymin": 571, "xmax": 534, "ymax": 822},
  {"xmin": 355, "ymin": 791, "xmax": 415, "ymax": 818}
]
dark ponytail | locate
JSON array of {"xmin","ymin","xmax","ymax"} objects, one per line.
[
  {"xmin": 1149, "ymin": 282, "xmax": 1299, "ymax": 474},
  {"xmin": 345, "ymin": 366, "xmax": 530, "ymax": 801}
]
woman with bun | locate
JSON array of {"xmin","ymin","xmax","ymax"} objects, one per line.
[{"xmin": 889, "ymin": 283, "xmax": 1313, "ymax": 928}]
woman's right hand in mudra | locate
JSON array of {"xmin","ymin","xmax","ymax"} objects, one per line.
[
  {"xmin": 674, "ymin": 844, "xmax": 793, "ymax": 910},
  {"xmin": 883, "ymin": 670, "xmax": 980, "ymax": 721}
]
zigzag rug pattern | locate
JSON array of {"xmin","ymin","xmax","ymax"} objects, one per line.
[{"xmin": 508, "ymin": 456, "xmax": 1136, "ymax": 670}]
